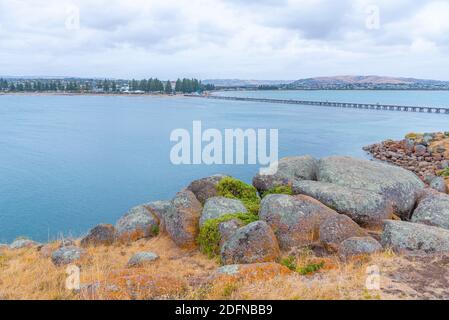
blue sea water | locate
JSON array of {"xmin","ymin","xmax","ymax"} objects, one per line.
[{"xmin": 1, "ymin": 91, "xmax": 448, "ymax": 242}]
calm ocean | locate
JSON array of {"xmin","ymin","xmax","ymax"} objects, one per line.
[{"xmin": 1, "ymin": 91, "xmax": 448, "ymax": 242}]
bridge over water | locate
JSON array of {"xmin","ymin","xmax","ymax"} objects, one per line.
[{"xmin": 187, "ymin": 94, "xmax": 449, "ymax": 114}]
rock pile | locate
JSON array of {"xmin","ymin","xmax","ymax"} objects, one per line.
[{"xmin": 363, "ymin": 132, "xmax": 449, "ymax": 193}]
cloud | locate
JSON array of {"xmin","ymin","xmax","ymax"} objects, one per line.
[{"xmin": 0, "ymin": 0, "xmax": 448, "ymax": 79}]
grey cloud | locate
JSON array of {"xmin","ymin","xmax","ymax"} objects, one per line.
[{"xmin": 0, "ymin": 0, "xmax": 449, "ymax": 79}]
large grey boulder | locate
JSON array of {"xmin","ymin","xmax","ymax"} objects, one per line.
[
  {"xmin": 146, "ymin": 200, "xmax": 172, "ymax": 233},
  {"xmin": 218, "ymin": 219, "xmax": 244, "ymax": 247},
  {"xmin": 165, "ymin": 190, "xmax": 203, "ymax": 249},
  {"xmin": 293, "ymin": 180, "xmax": 393, "ymax": 227},
  {"xmin": 319, "ymin": 215, "xmax": 368, "ymax": 252},
  {"xmin": 412, "ymin": 192, "xmax": 449, "ymax": 230},
  {"xmin": 115, "ymin": 203, "xmax": 162, "ymax": 241},
  {"xmin": 81, "ymin": 224, "xmax": 116, "ymax": 247},
  {"xmin": 381, "ymin": 220, "xmax": 449, "ymax": 253},
  {"xmin": 51, "ymin": 246, "xmax": 86, "ymax": 266},
  {"xmin": 430, "ymin": 177, "xmax": 448, "ymax": 194},
  {"xmin": 187, "ymin": 174, "xmax": 228, "ymax": 204},
  {"xmin": 259, "ymin": 194, "xmax": 338, "ymax": 250},
  {"xmin": 220, "ymin": 221, "xmax": 280, "ymax": 265},
  {"xmin": 339, "ymin": 237, "xmax": 382, "ymax": 258},
  {"xmin": 10, "ymin": 239, "xmax": 39, "ymax": 249},
  {"xmin": 317, "ymin": 156, "xmax": 425, "ymax": 219},
  {"xmin": 200, "ymin": 197, "xmax": 248, "ymax": 226},
  {"xmin": 127, "ymin": 252, "xmax": 160, "ymax": 267},
  {"xmin": 253, "ymin": 156, "xmax": 318, "ymax": 194}
]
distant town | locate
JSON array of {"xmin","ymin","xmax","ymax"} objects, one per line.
[
  {"xmin": 0, "ymin": 78, "xmax": 215, "ymax": 94},
  {"xmin": 1, "ymin": 75, "xmax": 449, "ymax": 94}
]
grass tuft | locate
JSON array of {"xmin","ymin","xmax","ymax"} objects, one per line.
[
  {"xmin": 261, "ymin": 185, "xmax": 293, "ymax": 198},
  {"xmin": 280, "ymin": 256, "xmax": 297, "ymax": 271},
  {"xmin": 439, "ymin": 168, "xmax": 449, "ymax": 177},
  {"xmin": 280, "ymin": 255, "xmax": 325, "ymax": 275},
  {"xmin": 150, "ymin": 224, "xmax": 160, "ymax": 236},
  {"xmin": 297, "ymin": 262, "xmax": 325, "ymax": 275}
]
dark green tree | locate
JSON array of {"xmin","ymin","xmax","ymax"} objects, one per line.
[{"xmin": 165, "ymin": 80, "xmax": 172, "ymax": 94}]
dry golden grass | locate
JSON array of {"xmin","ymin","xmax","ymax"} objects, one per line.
[
  {"xmin": 198, "ymin": 248, "xmax": 398, "ymax": 300},
  {"xmin": 0, "ymin": 236, "xmax": 401, "ymax": 300},
  {"xmin": 0, "ymin": 236, "xmax": 216, "ymax": 300}
]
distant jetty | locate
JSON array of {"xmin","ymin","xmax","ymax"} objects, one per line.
[{"xmin": 187, "ymin": 94, "xmax": 449, "ymax": 115}]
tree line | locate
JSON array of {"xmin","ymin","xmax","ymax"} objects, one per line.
[{"xmin": 0, "ymin": 78, "xmax": 215, "ymax": 93}]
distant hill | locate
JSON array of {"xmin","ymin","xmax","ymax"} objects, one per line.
[
  {"xmin": 287, "ymin": 75, "xmax": 449, "ymax": 90},
  {"xmin": 203, "ymin": 76, "xmax": 449, "ymax": 90}
]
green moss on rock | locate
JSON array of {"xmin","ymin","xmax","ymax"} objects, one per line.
[
  {"xmin": 197, "ymin": 212, "xmax": 259, "ymax": 259},
  {"xmin": 216, "ymin": 177, "xmax": 261, "ymax": 214},
  {"xmin": 261, "ymin": 185, "xmax": 293, "ymax": 198}
]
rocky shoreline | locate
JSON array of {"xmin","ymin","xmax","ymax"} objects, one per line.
[
  {"xmin": 363, "ymin": 132, "xmax": 449, "ymax": 194},
  {"xmin": 3, "ymin": 152, "xmax": 449, "ymax": 299}
]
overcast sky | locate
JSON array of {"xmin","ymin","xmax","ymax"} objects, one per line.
[{"xmin": 1, "ymin": 0, "xmax": 449, "ymax": 80}]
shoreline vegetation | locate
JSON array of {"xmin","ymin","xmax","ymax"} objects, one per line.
[
  {"xmin": 0, "ymin": 78, "xmax": 215, "ymax": 95},
  {"xmin": 2, "ymin": 139, "xmax": 449, "ymax": 300},
  {"xmin": 0, "ymin": 91, "xmax": 193, "ymax": 97},
  {"xmin": 3, "ymin": 75, "xmax": 449, "ymax": 96}
]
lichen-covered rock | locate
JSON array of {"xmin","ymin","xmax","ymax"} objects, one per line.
[
  {"xmin": 319, "ymin": 215, "xmax": 368, "ymax": 251},
  {"xmin": 39, "ymin": 244, "xmax": 54, "ymax": 259},
  {"xmin": 430, "ymin": 177, "xmax": 448, "ymax": 194},
  {"xmin": 381, "ymin": 220, "xmax": 449, "ymax": 253},
  {"xmin": 165, "ymin": 190, "xmax": 203, "ymax": 249},
  {"xmin": 412, "ymin": 191, "xmax": 449, "ymax": 230},
  {"xmin": 253, "ymin": 156, "xmax": 318, "ymax": 194},
  {"xmin": 115, "ymin": 204, "xmax": 161, "ymax": 241},
  {"xmin": 200, "ymin": 197, "xmax": 248, "ymax": 226},
  {"xmin": 51, "ymin": 246, "xmax": 86, "ymax": 266},
  {"xmin": 317, "ymin": 156, "xmax": 425, "ymax": 219},
  {"xmin": 210, "ymin": 263, "xmax": 292, "ymax": 282},
  {"xmin": 127, "ymin": 252, "xmax": 160, "ymax": 267},
  {"xmin": 147, "ymin": 201, "xmax": 171, "ymax": 231},
  {"xmin": 220, "ymin": 221, "xmax": 280, "ymax": 265},
  {"xmin": 60, "ymin": 238, "xmax": 75, "ymax": 247},
  {"xmin": 187, "ymin": 174, "xmax": 228, "ymax": 204},
  {"xmin": 259, "ymin": 194, "xmax": 338, "ymax": 250},
  {"xmin": 293, "ymin": 180, "xmax": 393, "ymax": 227},
  {"xmin": 218, "ymin": 219, "xmax": 244, "ymax": 247},
  {"xmin": 339, "ymin": 237, "xmax": 382, "ymax": 258},
  {"xmin": 39, "ymin": 239, "xmax": 75, "ymax": 259},
  {"xmin": 414, "ymin": 144, "xmax": 427, "ymax": 156},
  {"xmin": 81, "ymin": 224, "xmax": 116, "ymax": 247},
  {"xmin": 10, "ymin": 239, "xmax": 38, "ymax": 249}
]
